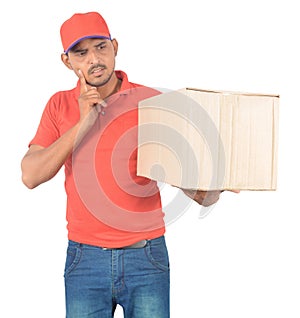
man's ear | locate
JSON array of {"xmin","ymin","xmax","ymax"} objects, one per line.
[
  {"xmin": 111, "ymin": 39, "xmax": 118, "ymax": 57},
  {"xmin": 61, "ymin": 53, "xmax": 73, "ymax": 70}
]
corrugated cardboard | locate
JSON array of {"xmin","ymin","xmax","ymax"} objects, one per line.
[{"xmin": 137, "ymin": 88, "xmax": 279, "ymax": 190}]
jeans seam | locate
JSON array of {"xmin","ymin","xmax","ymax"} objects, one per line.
[
  {"xmin": 64, "ymin": 245, "xmax": 82, "ymax": 278},
  {"xmin": 112, "ymin": 251, "xmax": 125, "ymax": 297},
  {"xmin": 144, "ymin": 243, "xmax": 169, "ymax": 272}
]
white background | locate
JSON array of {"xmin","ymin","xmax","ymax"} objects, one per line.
[{"xmin": 1, "ymin": 0, "xmax": 299, "ymax": 317}]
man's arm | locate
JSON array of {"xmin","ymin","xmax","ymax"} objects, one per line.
[
  {"xmin": 21, "ymin": 125, "xmax": 81, "ymax": 189},
  {"xmin": 21, "ymin": 70, "xmax": 103, "ymax": 189}
]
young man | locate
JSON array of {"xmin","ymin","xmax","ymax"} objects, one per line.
[{"xmin": 21, "ymin": 12, "xmax": 222, "ymax": 317}]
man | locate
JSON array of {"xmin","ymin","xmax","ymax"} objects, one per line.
[{"xmin": 21, "ymin": 12, "xmax": 222, "ymax": 317}]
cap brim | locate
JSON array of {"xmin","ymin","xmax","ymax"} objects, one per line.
[{"xmin": 65, "ymin": 35, "xmax": 111, "ymax": 53}]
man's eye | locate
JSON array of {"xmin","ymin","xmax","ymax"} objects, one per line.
[
  {"xmin": 97, "ymin": 44, "xmax": 106, "ymax": 50},
  {"xmin": 76, "ymin": 51, "xmax": 87, "ymax": 56}
]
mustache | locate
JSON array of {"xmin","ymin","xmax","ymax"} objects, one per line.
[{"xmin": 88, "ymin": 64, "xmax": 107, "ymax": 75}]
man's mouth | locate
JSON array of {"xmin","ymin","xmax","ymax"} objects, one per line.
[
  {"xmin": 92, "ymin": 68, "xmax": 104, "ymax": 76},
  {"xmin": 89, "ymin": 65, "xmax": 106, "ymax": 76}
]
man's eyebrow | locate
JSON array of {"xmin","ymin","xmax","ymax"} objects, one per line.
[
  {"xmin": 72, "ymin": 47, "xmax": 87, "ymax": 53},
  {"xmin": 70, "ymin": 40, "xmax": 108, "ymax": 53},
  {"xmin": 94, "ymin": 40, "xmax": 107, "ymax": 47}
]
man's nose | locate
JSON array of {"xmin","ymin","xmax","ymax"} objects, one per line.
[{"xmin": 88, "ymin": 50, "xmax": 100, "ymax": 64}]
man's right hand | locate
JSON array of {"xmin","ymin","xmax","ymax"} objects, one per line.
[
  {"xmin": 77, "ymin": 69, "xmax": 105, "ymax": 122},
  {"xmin": 21, "ymin": 70, "xmax": 106, "ymax": 189}
]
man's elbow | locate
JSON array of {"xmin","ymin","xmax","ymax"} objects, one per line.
[
  {"xmin": 21, "ymin": 173, "xmax": 39, "ymax": 189},
  {"xmin": 21, "ymin": 161, "xmax": 39, "ymax": 189}
]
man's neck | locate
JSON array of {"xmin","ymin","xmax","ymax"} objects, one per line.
[{"xmin": 97, "ymin": 72, "xmax": 122, "ymax": 100}]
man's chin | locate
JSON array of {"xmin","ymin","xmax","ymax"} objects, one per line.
[
  {"xmin": 86, "ymin": 79, "xmax": 107, "ymax": 87},
  {"xmin": 87, "ymin": 75, "xmax": 112, "ymax": 88}
]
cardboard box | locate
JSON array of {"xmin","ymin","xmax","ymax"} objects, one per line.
[{"xmin": 137, "ymin": 88, "xmax": 279, "ymax": 190}]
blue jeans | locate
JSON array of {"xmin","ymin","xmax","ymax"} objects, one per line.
[{"xmin": 64, "ymin": 236, "xmax": 170, "ymax": 318}]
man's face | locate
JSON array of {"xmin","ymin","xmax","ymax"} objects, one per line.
[{"xmin": 62, "ymin": 38, "xmax": 118, "ymax": 87}]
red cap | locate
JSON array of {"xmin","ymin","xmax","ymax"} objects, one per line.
[{"xmin": 60, "ymin": 12, "xmax": 111, "ymax": 53}]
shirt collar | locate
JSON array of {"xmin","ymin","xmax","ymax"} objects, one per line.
[{"xmin": 115, "ymin": 70, "xmax": 132, "ymax": 94}]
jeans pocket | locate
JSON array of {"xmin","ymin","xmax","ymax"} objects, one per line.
[
  {"xmin": 145, "ymin": 237, "xmax": 170, "ymax": 272},
  {"xmin": 64, "ymin": 241, "xmax": 82, "ymax": 277}
]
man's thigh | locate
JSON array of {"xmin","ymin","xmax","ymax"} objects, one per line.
[
  {"xmin": 64, "ymin": 241, "xmax": 115, "ymax": 318},
  {"xmin": 120, "ymin": 236, "xmax": 170, "ymax": 318}
]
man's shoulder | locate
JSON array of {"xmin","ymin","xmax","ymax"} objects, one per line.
[
  {"xmin": 129, "ymin": 84, "xmax": 162, "ymax": 102},
  {"xmin": 117, "ymin": 70, "xmax": 161, "ymax": 99},
  {"xmin": 125, "ymin": 81, "xmax": 162, "ymax": 101},
  {"xmin": 47, "ymin": 85, "xmax": 79, "ymax": 107},
  {"xmin": 51, "ymin": 85, "xmax": 78, "ymax": 99}
]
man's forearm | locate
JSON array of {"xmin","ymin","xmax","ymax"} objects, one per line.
[{"xmin": 21, "ymin": 123, "xmax": 82, "ymax": 189}]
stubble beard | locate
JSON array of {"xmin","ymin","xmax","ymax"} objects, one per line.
[{"xmin": 87, "ymin": 64, "xmax": 115, "ymax": 88}]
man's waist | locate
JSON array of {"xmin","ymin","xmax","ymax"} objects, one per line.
[{"xmin": 68, "ymin": 235, "xmax": 165, "ymax": 250}]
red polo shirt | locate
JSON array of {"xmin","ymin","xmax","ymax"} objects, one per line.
[{"xmin": 30, "ymin": 71, "xmax": 165, "ymax": 248}]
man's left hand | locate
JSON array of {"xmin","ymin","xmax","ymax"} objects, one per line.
[
  {"xmin": 181, "ymin": 189, "xmax": 222, "ymax": 207},
  {"xmin": 181, "ymin": 189, "xmax": 240, "ymax": 207}
]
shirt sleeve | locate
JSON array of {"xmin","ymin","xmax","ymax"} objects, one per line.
[{"xmin": 29, "ymin": 94, "xmax": 60, "ymax": 148}]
